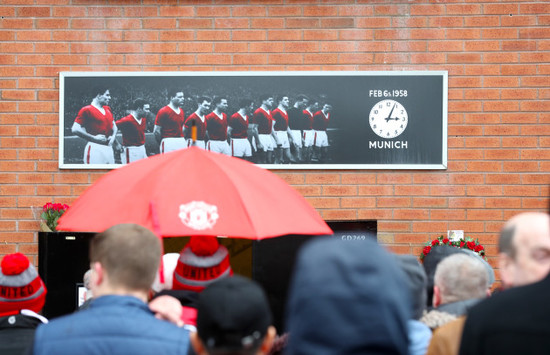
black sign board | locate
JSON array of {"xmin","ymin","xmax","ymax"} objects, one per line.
[{"xmin": 59, "ymin": 71, "xmax": 447, "ymax": 169}]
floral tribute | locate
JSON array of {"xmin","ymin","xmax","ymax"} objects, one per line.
[
  {"xmin": 41, "ymin": 203, "xmax": 69, "ymax": 231},
  {"xmin": 419, "ymin": 235, "xmax": 486, "ymax": 262}
]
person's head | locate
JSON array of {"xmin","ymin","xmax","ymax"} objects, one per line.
[
  {"xmin": 132, "ymin": 98, "xmax": 150, "ymax": 117},
  {"xmin": 498, "ymin": 212, "xmax": 550, "ymax": 289},
  {"xmin": 173, "ymin": 236, "xmax": 233, "ymax": 293},
  {"xmin": 89, "ymin": 224, "xmax": 161, "ymax": 298},
  {"xmin": 213, "ymin": 96, "xmax": 228, "ymax": 113},
  {"xmin": 197, "ymin": 96, "xmax": 212, "ymax": 115},
  {"xmin": 238, "ymin": 99, "xmax": 254, "ymax": 114},
  {"xmin": 394, "ymin": 254, "xmax": 428, "ymax": 320},
  {"xmin": 191, "ymin": 276, "xmax": 276, "ymax": 355},
  {"xmin": 294, "ymin": 95, "xmax": 309, "ymax": 109},
  {"xmin": 322, "ymin": 103, "xmax": 332, "ymax": 113},
  {"xmin": 277, "ymin": 96, "xmax": 289, "ymax": 109},
  {"xmin": 306, "ymin": 98, "xmax": 318, "ymax": 111},
  {"xmin": 0, "ymin": 253, "xmax": 47, "ymax": 317},
  {"xmin": 433, "ymin": 253, "xmax": 489, "ymax": 307},
  {"xmin": 285, "ymin": 237, "xmax": 411, "ymax": 354},
  {"xmin": 91, "ymin": 86, "xmax": 111, "ymax": 106},
  {"xmin": 259, "ymin": 94, "xmax": 274, "ymax": 109},
  {"xmin": 168, "ymin": 88, "xmax": 184, "ymax": 107}
]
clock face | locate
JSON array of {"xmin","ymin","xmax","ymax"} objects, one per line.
[{"xmin": 369, "ymin": 99, "xmax": 408, "ymax": 139}]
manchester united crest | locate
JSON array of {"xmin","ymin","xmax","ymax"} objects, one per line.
[{"xmin": 178, "ymin": 201, "xmax": 219, "ymax": 230}]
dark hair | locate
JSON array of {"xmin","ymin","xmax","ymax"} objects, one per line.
[
  {"xmin": 498, "ymin": 225, "xmax": 516, "ymax": 258},
  {"xmin": 167, "ymin": 88, "xmax": 182, "ymax": 100},
  {"xmin": 295, "ymin": 94, "xmax": 309, "ymax": 103},
  {"xmin": 276, "ymin": 95, "xmax": 289, "ymax": 104},
  {"xmin": 90, "ymin": 85, "xmax": 109, "ymax": 98},
  {"xmin": 212, "ymin": 96, "xmax": 227, "ymax": 106},
  {"xmin": 132, "ymin": 98, "xmax": 147, "ymax": 110},
  {"xmin": 238, "ymin": 98, "xmax": 253, "ymax": 108},
  {"xmin": 259, "ymin": 94, "xmax": 272, "ymax": 103},
  {"xmin": 197, "ymin": 95, "xmax": 212, "ymax": 104}
]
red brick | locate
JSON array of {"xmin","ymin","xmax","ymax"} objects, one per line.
[
  {"xmin": 160, "ymin": 30, "xmax": 194, "ymax": 41},
  {"xmin": 339, "ymin": 5, "xmax": 373, "ymax": 16},
  {"xmin": 321, "ymin": 210, "xmax": 357, "ymax": 220},
  {"xmin": 431, "ymin": 185, "xmax": 466, "ymax": 196},
  {"xmin": 304, "ymin": 197, "xmax": 340, "ymax": 209},
  {"xmin": 358, "ymin": 185, "xmax": 394, "ymax": 196},
  {"xmin": 394, "ymin": 209, "xmax": 430, "ymax": 220},
  {"xmin": 358, "ymin": 209, "xmax": 392, "ymax": 220},
  {"xmin": 196, "ymin": 6, "xmax": 231, "ymax": 17},
  {"xmin": 341, "ymin": 197, "xmax": 375, "ymax": 208},
  {"xmin": 410, "ymin": 4, "xmax": 444, "ymax": 15},
  {"xmin": 430, "ymin": 209, "xmax": 466, "ymax": 220},
  {"xmin": 447, "ymin": 29, "xmax": 481, "ymax": 40},
  {"xmin": 412, "ymin": 222, "xmax": 448, "ymax": 233},
  {"xmin": 17, "ymin": 7, "xmax": 50, "ymax": 17},
  {"xmin": 159, "ymin": 6, "xmax": 193, "ymax": 17},
  {"xmin": 377, "ymin": 197, "xmax": 411, "ymax": 208},
  {"xmin": 339, "ymin": 29, "xmax": 373, "ymax": 40},
  {"xmin": 413, "ymin": 197, "xmax": 447, "ymax": 208},
  {"xmin": 394, "ymin": 186, "xmax": 430, "ymax": 196},
  {"xmin": 503, "ymin": 161, "xmax": 539, "ymax": 172},
  {"xmin": 268, "ymin": 6, "xmax": 301, "ymax": 17},
  {"xmin": 250, "ymin": 18, "xmax": 284, "ymax": 29}
]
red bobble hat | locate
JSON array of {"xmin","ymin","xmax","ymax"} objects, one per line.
[
  {"xmin": 173, "ymin": 236, "xmax": 233, "ymax": 292},
  {"xmin": 0, "ymin": 253, "xmax": 47, "ymax": 317}
]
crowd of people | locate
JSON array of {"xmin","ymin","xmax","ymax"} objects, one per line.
[
  {"xmin": 1, "ymin": 211, "xmax": 549, "ymax": 354},
  {"xmin": 70, "ymin": 86, "xmax": 333, "ymax": 166}
]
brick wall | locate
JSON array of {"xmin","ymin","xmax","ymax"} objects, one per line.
[{"xmin": 0, "ymin": 1, "xmax": 549, "ymax": 273}]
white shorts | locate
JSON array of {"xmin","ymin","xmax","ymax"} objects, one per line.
[
  {"xmin": 258, "ymin": 134, "xmax": 275, "ymax": 152},
  {"xmin": 207, "ymin": 140, "xmax": 231, "ymax": 155},
  {"xmin": 303, "ymin": 130, "xmax": 315, "ymax": 147},
  {"xmin": 274, "ymin": 131, "xmax": 290, "ymax": 149},
  {"xmin": 121, "ymin": 145, "xmax": 147, "ymax": 164},
  {"xmin": 289, "ymin": 130, "xmax": 302, "ymax": 148},
  {"xmin": 314, "ymin": 130, "xmax": 329, "ymax": 147},
  {"xmin": 83, "ymin": 142, "xmax": 114, "ymax": 164},
  {"xmin": 185, "ymin": 139, "xmax": 205, "ymax": 150},
  {"xmin": 160, "ymin": 138, "xmax": 187, "ymax": 154},
  {"xmin": 230, "ymin": 138, "xmax": 252, "ymax": 157}
]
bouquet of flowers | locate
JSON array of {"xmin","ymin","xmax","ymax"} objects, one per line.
[
  {"xmin": 40, "ymin": 203, "xmax": 69, "ymax": 231},
  {"xmin": 419, "ymin": 235, "xmax": 486, "ymax": 261}
]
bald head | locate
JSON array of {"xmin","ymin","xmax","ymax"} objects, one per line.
[{"xmin": 498, "ymin": 212, "xmax": 550, "ymax": 289}]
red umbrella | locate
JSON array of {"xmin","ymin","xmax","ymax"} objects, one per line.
[{"xmin": 57, "ymin": 147, "xmax": 332, "ymax": 239}]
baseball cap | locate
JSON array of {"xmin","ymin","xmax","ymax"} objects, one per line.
[{"xmin": 196, "ymin": 275, "xmax": 272, "ymax": 352}]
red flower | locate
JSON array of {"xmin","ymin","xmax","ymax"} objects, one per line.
[
  {"xmin": 442, "ymin": 238, "xmax": 449, "ymax": 244},
  {"xmin": 460, "ymin": 241, "xmax": 465, "ymax": 247},
  {"xmin": 467, "ymin": 241, "xmax": 475, "ymax": 250},
  {"xmin": 475, "ymin": 245, "xmax": 484, "ymax": 252},
  {"xmin": 423, "ymin": 246, "xmax": 432, "ymax": 255},
  {"xmin": 431, "ymin": 240, "xmax": 438, "ymax": 246}
]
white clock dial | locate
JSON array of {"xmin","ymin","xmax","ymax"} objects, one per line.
[{"xmin": 369, "ymin": 99, "xmax": 408, "ymax": 139}]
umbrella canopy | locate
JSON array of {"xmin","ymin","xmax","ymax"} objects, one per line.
[{"xmin": 57, "ymin": 147, "xmax": 332, "ymax": 239}]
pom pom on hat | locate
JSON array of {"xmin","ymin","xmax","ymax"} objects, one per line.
[
  {"xmin": 1, "ymin": 253, "xmax": 30, "ymax": 275},
  {"xmin": 0, "ymin": 253, "xmax": 47, "ymax": 317},
  {"xmin": 173, "ymin": 236, "xmax": 233, "ymax": 292},
  {"xmin": 189, "ymin": 236, "xmax": 219, "ymax": 257}
]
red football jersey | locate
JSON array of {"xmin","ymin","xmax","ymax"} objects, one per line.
[
  {"xmin": 117, "ymin": 114, "xmax": 146, "ymax": 146},
  {"xmin": 312, "ymin": 110, "xmax": 330, "ymax": 131},
  {"xmin": 229, "ymin": 112, "xmax": 249, "ymax": 139},
  {"xmin": 252, "ymin": 107, "xmax": 273, "ymax": 135},
  {"xmin": 154, "ymin": 106, "xmax": 185, "ymax": 139},
  {"xmin": 75, "ymin": 105, "xmax": 114, "ymax": 136},
  {"xmin": 205, "ymin": 111, "xmax": 228, "ymax": 141},
  {"xmin": 272, "ymin": 108, "xmax": 289, "ymax": 131},
  {"xmin": 303, "ymin": 109, "xmax": 314, "ymax": 130},
  {"xmin": 184, "ymin": 113, "xmax": 207, "ymax": 140}
]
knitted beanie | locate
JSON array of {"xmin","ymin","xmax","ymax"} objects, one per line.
[
  {"xmin": 173, "ymin": 236, "xmax": 233, "ymax": 292},
  {"xmin": 0, "ymin": 253, "xmax": 47, "ymax": 317}
]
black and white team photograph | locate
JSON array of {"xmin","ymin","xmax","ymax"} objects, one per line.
[{"xmin": 59, "ymin": 71, "xmax": 447, "ymax": 170}]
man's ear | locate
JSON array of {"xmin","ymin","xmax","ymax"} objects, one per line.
[
  {"xmin": 91, "ymin": 262, "xmax": 104, "ymax": 287},
  {"xmin": 433, "ymin": 285, "xmax": 441, "ymax": 308},
  {"xmin": 259, "ymin": 326, "xmax": 277, "ymax": 355},
  {"xmin": 190, "ymin": 331, "xmax": 207, "ymax": 355}
]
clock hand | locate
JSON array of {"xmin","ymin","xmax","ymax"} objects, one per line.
[{"xmin": 385, "ymin": 103, "xmax": 396, "ymax": 122}]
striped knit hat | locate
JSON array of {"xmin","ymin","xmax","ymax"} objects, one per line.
[
  {"xmin": 173, "ymin": 236, "xmax": 233, "ymax": 292},
  {"xmin": 0, "ymin": 253, "xmax": 47, "ymax": 317}
]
